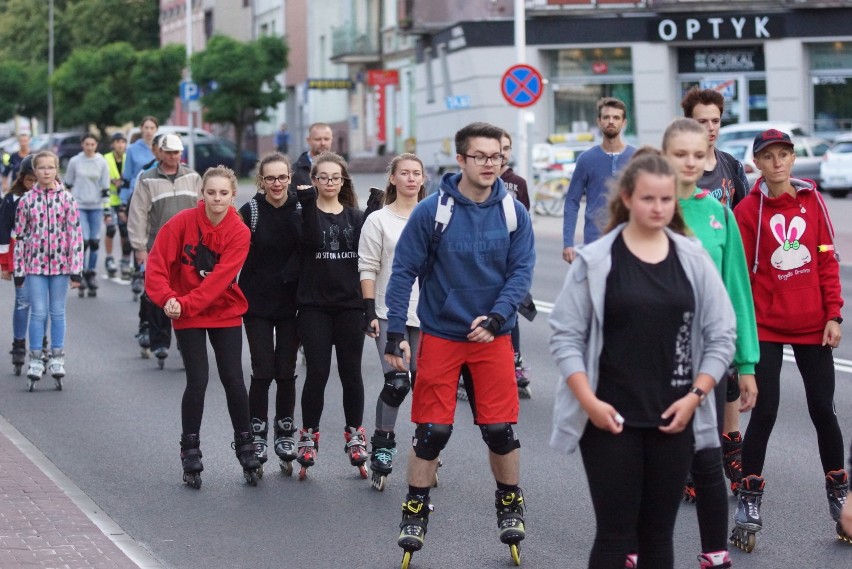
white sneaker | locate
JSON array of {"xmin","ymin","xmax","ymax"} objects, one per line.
[
  {"xmin": 47, "ymin": 352, "xmax": 65, "ymax": 379},
  {"xmin": 27, "ymin": 353, "xmax": 45, "ymax": 380}
]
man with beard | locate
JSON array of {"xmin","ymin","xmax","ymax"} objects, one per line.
[{"xmin": 562, "ymin": 97, "xmax": 636, "ymax": 263}]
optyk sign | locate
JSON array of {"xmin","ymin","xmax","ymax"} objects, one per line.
[{"xmin": 654, "ymin": 15, "xmax": 779, "ymax": 42}]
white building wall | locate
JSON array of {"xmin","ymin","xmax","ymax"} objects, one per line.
[
  {"xmin": 632, "ymin": 42, "xmax": 678, "ymax": 147},
  {"xmin": 765, "ymin": 39, "xmax": 809, "ymax": 124}
]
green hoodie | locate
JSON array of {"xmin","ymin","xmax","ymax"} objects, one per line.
[{"xmin": 680, "ymin": 188, "xmax": 759, "ymax": 375}]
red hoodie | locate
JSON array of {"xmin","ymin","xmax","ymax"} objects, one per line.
[
  {"xmin": 734, "ymin": 177, "xmax": 843, "ymax": 344},
  {"xmin": 145, "ymin": 201, "xmax": 250, "ymax": 329}
]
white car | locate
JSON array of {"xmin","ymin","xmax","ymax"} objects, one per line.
[
  {"xmin": 717, "ymin": 121, "xmax": 808, "ymax": 147},
  {"xmin": 820, "ymin": 133, "xmax": 852, "ymax": 198},
  {"xmin": 718, "ymin": 136, "xmax": 831, "ymax": 189},
  {"xmin": 126, "ymin": 125, "xmax": 214, "ymax": 142}
]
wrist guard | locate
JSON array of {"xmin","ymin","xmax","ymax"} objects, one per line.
[
  {"xmin": 384, "ymin": 332, "xmax": 405, "ymax": 357},
  {"xmin": 479, "ymin": 313, "xmax": 506, "ymax": 335},
  {"xmin": 363, "ymin": 298, "xmax": 378, "ymax": 332}
]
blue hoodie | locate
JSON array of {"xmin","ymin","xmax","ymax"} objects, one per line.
[{"xmin": 385, "ymin": 172, "xmax": 535, "ymax": 341}]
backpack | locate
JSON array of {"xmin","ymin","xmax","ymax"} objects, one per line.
[{"xmin": 248, "ymin": 197, "xmax": 259, "ymax": 233}]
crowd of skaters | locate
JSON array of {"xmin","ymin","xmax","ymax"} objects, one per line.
[{"xmin": 0, "ymin": 99, "xmax": 848, "ymax": 568}]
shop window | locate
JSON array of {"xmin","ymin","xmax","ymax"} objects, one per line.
[{"xmin": 809, "ymin": 42, "xmax": 852, "ymax": 137}]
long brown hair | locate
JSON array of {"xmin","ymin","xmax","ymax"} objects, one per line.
[
  {"xmin": 310, "ymin": 151, "xmax": 358, "ymax": 208},
  {"xmin": 384, "ymin": 153, "xmax": 427, "ymax": 205},
  {"xmin": 603, "ymin": 148, "xmax": 688, "ymax": 235}
]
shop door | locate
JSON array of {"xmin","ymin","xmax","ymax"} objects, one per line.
[{"xmin": 679, "ymin": 75, "xmax": 767, "ymax": 126}]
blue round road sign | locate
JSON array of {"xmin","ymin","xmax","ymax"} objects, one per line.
[{"xmin": 501, "ymin": 64, "xmax": 543, "ymax": 108}]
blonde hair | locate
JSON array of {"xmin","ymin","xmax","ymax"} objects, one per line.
[
  {"xmin": 662, "ymin": 117, "xmax": 708, "ymax": 151},
  {"xmin": 33, "ymin": 150, "xmax": 59, "ymax": 170}
]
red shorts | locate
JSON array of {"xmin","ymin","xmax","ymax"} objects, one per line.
[{"xmin": 411, "ymin": 333, "xmax": 518, "ymax": 425}]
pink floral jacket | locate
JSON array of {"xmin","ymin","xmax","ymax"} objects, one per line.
[{"xmin": 13, "ymin": 182, "xmax": 84, "ymax": 282}]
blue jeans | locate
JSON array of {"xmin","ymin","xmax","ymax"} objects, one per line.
[
  {"xmin": 13, "ymin": 280, "xmax": 30, "ymax": 339},
  {"xmin": 79, "ymin": 208, "xmax": 102, "ymax": 270},
  {"xmin": 27, "ymin": 275, "xmax": 69, "ymax": 351}
]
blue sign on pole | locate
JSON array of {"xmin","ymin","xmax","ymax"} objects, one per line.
[
  {"xmin": 500, "ymin": 65, "xmax": 544, "ymax": 108},
  {"xmin": 445, "ymin": 95, "xmax": 471, "ymax": 110},
  {"xmin": 180, "ymin": 80, "xmax": 200, "ymax": 103}
]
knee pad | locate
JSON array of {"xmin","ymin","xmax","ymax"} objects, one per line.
[
  {"xmin": 379, "ymin": 371, "xmax": 411, "ymax": 407},
  {"xmin": 479, "ymin": 423, "xmax": 520, "ymax": 455},
  {"xmin": 119, "ymin": 223, "xmax": 129, "ymax": 238},
  {"xmin": 106, "ymin": 224, "xmax": 117, "ymax": 238},
  {"xmin": 412, "ymin": 423, "xmax": 452, "ymax": 461},
  {"xmin": 88, "ymin": 239, "xmax": 100, "ymax": 252}
]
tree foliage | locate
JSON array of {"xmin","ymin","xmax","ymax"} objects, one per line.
[
  {"xmin": 191, "ymin": 35, "xmax": 289, "ymax": 174},
  {"xmin": 0, "ymin": 61, "xmax": 49, "ymax": 123}
]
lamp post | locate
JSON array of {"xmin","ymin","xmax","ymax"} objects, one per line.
[{"xmin": 47, "ymin": 0, "xmax": 54, "ymax": 145}]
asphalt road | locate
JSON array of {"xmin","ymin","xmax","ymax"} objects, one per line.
[{"xmin": 0, "ymin": 174, "xmax": 850, "ymax": 569}]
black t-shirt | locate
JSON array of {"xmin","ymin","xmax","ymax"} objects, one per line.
[
  {"xmin": 698, "ymin": 148, "xmax": 747, "ymax": 208},
  {"xmin": 596, "ymin": 234, "xmax": 695, "ymax": 427}
]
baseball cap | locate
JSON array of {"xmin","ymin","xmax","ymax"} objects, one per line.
[
  {"xmin": 753, "ymin": 129, "xmax": 794, "ymax": 155},
  {"xmin": 110, "ymin": 132, "xmax": 127, "ymax": 142},
  {"xmin": 159, "ymin": 134, "xmax": 184, "ymax": 152}
]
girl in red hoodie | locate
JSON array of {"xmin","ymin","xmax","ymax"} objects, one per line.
[
  {"xmin": 145, "ymin": 165, "xmax": 261, "ymax": 489},
  {"xmin": 732, "ymin": 130, "xmax": 845, "ymax": 548}
]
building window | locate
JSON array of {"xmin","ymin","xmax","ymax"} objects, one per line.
[
  {"xmin": 549, "ymin": 48, "xmax": 635, "ymax": 136},
  {"xmin": 809, "ymin": 42, "xmax": 852, "ymax": 137}
]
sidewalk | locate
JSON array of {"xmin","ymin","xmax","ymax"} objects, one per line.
[{"xmin": 0, "ymin": 415, "xmax": 163, "ymax": 569}]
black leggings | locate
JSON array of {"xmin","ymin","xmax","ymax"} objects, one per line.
[
  {"xmin": 742, "ymin": 341, "xmax": 844, "ymax": 477},
  {"xmin": 175, "ymin": 326, "xmax": 250, "ymax": 435},
  {"xmin": 141, "ymin": 292, "xmax": 172, "ymax": 350},
  {"xmin": 298, "ymin": 308, "xmax": 365, "ymax": 430},
  {"xmin": 580, "ymin": 423, "xmax": 694, "ymax": 569},
  {"xmin": 244, "ymin": 315, "xmax": 299, "ymax": 420},
  {"xmin": 690, "ymin": 447, "xmax": 728, "ymax": 552}
]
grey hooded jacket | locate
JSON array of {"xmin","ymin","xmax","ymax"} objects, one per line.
[{"xmin": 549, "ymin": 224, "xmax": 736, "ymax": 455}]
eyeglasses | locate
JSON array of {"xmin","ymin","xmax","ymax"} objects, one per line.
[
  {"xmin": 313, "ymin": 174, "xmax": 345, "ymax": 185},
  {"xmin": 461, "ymin": 154, "xmax": 507, "ymax": 166},
  {"xmin": 262, "ymin": 175, "xmax": 290, "ymax": 185}
]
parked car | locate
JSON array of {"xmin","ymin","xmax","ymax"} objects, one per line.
[
  {"xmin": 183, "ymin": 137, "xmax": 257, "ymax": 178},
  {"xmin": 819, "ymin": 133, "xmax": 852, "ymax": 198},
  {"xmin": 27, "ymin": 132, "xmax": 85, "ymax": 170},
  {"xmin": 716, "ymin": 121, "xmax": 808, "ymax": 147},
  {"xmin": 718, "ymin": 135, "xmax": 831, "ymax": 189}
]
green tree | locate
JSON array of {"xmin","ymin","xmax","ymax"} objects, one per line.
[
  {"xmin": 191, "ymin": 35, "xmax": 289, "ymax": 174},
  {"xmin": 0, "ymin": 0, "xmax": 72, "ymax": 65},
  {"xmin": 0, "ymin": 61, "xmax": 48, "ymax": 123},
  {"xmin": 120, "ymin": 44, "xmax": 186, "ymax": 126},
  {"xmin": 65, "ymin": 0, "xmax": 159, "ymax": 52}
]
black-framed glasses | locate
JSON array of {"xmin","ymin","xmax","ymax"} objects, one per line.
[
  {"xmin": 263, "ymin": 175, "xmax": 290, "ymax": 185},
  {"xmin": 461, "ymin": 153, "xmax": 507, "ymax": 166},
  {"xmin": 313, "ymin": 174, "xmax": 345, "ymax": 185}
]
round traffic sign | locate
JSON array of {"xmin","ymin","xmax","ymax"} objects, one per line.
[{"xmin": 501, "ymin": 64, "xmax": 544, "ymax": 108}]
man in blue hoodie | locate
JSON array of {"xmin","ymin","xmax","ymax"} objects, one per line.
[{"xmin": 384, "ymin": 122, "xmax": 535, "ymax": 561}]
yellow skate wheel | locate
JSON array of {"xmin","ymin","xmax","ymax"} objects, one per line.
[
  {"xmin": 510, "ymin": 543, "xmax": 521, "ymax": 566},
  {"xmin": 401, "ymin": 550, "xmax": 412, "ymax": 569},
  {"xmin": 744, "ymin": 532, "xmax": 755, "ymax": 552}
]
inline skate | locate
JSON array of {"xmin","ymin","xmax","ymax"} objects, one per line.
[
  {"xmin": 722, "ymin": 431, "xmax": 743, "ymax": 496},
  {"xmin": 697, "ymin": 550, "xmax": 732, "ymax": 568},
  {"xmin": 10, "ymin": 339, "xmax": 26, "ymax": 376},
  {"xmin": 515, "ymin": 354, "xmax": 532, "ymax": 399},
  {"xmin": 232, "ymin": 431, "xmax": 262, "ymax": 485},
  {"xmin": 83, "ymin": 270, "xmax": 98, "ymax": 297},
  {"xmin": 370, "ymin": 430, "xmax": 397, "ymax": 491},
  {"xmin": 105, "ymin": 256, "xmax": 118, "ymax": 278},
  {"xmin": 46, "ymin": 350, "xmax": 65, "ymax": 391},
  {"xmin": 26, "ymin": 351, "xmax": 45, "ymax": 392},
  {"xmin": 296, "ymin": 428, "xmax": 319, "ymax": 480},
  {"xmin": 273, "ymin": 416, "xmax": 298, "ymax": 476},
  {"xmin": 180, "ymin": 433, "xmax": 203, "ymax": 489},
  {"xmin": 251, "ymin": 417, "xmax": 268, "ymax": 477},
  {"xmin": 119, "ymin": 258, "xmax": 132, "ymax": 280},
  {"xmin": 825, "ymin": 469, "xmax": 850, "ymax": 542},
  {"xmin": 729, "ymin": 474, "xmax": 764, "ymax": 552},
  {"xmin": 153, "ymin": 346, "xmax": 168, "ymax": 369},
  {"xmin": 77, "ymin": 274, "xmax": 87, "ymax": 297},
  {"xmin": 136, "ymin": 322, "xmax": 151, "ymax": 358},
  {"xmin": 344, "ymin": 426, "xmax": 369, "ymax": 479},
  {"xmin": 398, "ymin": 496, "xmax": 433, "ymax": 569},
  {"xmin": 495, "ymin": 488, "xmax": 526, "ymax": 566}
]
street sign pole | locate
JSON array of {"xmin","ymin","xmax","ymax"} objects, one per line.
[
  {"xmin": 185, "ymin": 0, "xmax": 195, "ymax": 172},
  {"xmin": 514, "ymin": 0, "xmax": 528, "ymax": 183}
]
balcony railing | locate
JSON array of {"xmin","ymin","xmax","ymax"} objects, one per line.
[{"xmin": 331, "ymin": 22, "xmax": 380, "ymax": 64}]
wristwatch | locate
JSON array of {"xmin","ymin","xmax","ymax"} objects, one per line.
[
  {"xmin": 831, "ymin": 316, "xmax": 843, "ymax": 324},
  {"xmin": 688, "ymin": 386, "xmax": 707, "ymax": 402}
]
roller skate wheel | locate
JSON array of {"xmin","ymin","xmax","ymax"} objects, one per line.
[
  {"xmin": 280, "ymin": 460, "xmax": 293, "ymax": 476},
  {"xmin": 257, "ymin": 464, "xmax": 264, "ymax": 479},
  {"xmin": 838, "ymin": 522, "xmax": 852, "ymax": 544},
  {"xmin": 401, "ymin": 550, "xmax": 412, "ymax": 569},
  {"xmin": 358, "ymin": 464, "xmax": 368, "ymax": 479},
  {"xmin": 371, "ymin": 472, "xmax": 386, "ymax": 491},
  {"xmin": 157, "ymin": 359, "xmax": 165, "ymax": 370},
  {"xmin": 183, "ymin": 472, "xmax": 202, "ymax": 489},
  {"xmin": 245, "ymin": 470, "xmax": 259, "ymax": 486},
  {"xmin": 141, "ymin": 348, "xmax": 150, "ymax": 359},
  {"xmin": 518, "ymin": 386, "xmax": 532, "ymax": 399},
  {"xmin": 14, "ymin": 364, "xmax": 22, "ymax": 376},
  {"xmin": 298, "ymin": 466, "xmax": 308, "ymax": 481},
  {"xmin": 510, "ymin": 543, "xmax": 521, "ymax": 566}
]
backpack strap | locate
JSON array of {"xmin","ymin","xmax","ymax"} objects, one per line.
[
  {"xmin": 502, "ymin": 193, "xmax": 517, "ymax": 232},
  {"xmin": 249, "ymin": 197, "xmax": 259, "ymax": 233},
  {"xmin": 422, "ymin": 189, "xmax": 454, "ymax": 281}
]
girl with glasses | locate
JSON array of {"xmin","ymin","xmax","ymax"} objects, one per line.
[
  {"xmin": 293, "ymin": 151, "xmax": 366, "ymax": 480},
  {"xmin": 238, "ymin": 153, "xmax": 303, "ymax": 476}
]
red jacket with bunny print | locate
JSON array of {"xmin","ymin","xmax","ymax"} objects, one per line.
[
  {"xmin": 145, "ymin": 202, "xmax": 250, "ymax": 330},
  {"xmin": 13, "ymin": 182, "xmax": 84, "ymax": 283},
  {"xmin": 734, "ymin": 177, "xmax": 843, "ymax": 344}
]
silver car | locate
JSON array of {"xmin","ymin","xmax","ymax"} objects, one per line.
[
  {"xmin": 718, "ymin": 136, "xmax": 831, "ymax": 190},
  {"xmin": 820, "ymin": 133, "xmax": 852, "ymax": 198}
]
